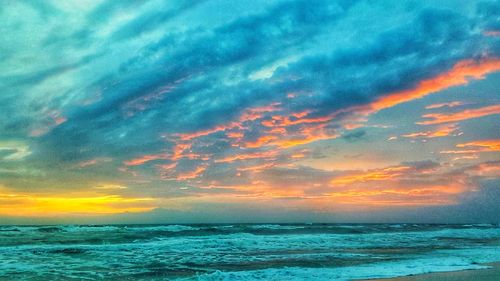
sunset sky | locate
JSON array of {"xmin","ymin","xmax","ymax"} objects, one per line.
[{"xmin": 1, "ymin": 0, "xmax": 499, "ymax": 224}]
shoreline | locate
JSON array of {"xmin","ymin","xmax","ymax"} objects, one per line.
[{"xmin": 355, "ymin": 262, "xmax": 500, "ymax": 281}]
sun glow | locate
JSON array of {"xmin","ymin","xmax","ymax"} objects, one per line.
[{"xmin": 0, "ymin": 189, "xmax": 155, "ymax": 217}]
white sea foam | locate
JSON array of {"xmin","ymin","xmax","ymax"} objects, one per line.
[{"xmin": 195, "ymin": 249, "xmax": 499, "ymax": 281}]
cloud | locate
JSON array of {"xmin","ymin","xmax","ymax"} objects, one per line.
[
  {"xmin": 341, "ymin": 130, "xmax": 367, "ymax": 142},
  {"xmin": 425, "ymin": 101, "xmax": 466, "ymax": 109},
  {"xmin": 401, "ymin": 123, "xmax": 460, "ymax": 139},
  {"xmin": 0, "ymin": 0, "xmax": 499, "ymax": 221},
  {"xmin": 108, "ymin": 0, "xmax": 204, "ymax": 42},
  {"xmin": 367, "ymin": 58, "xmax": 500, "ymax": 113},
  {"xmin": 325, "ymin": 160, "xmax": 495, "ymax": 206},
  {"xmin": 0, "ymin": 141, "xmax": 31, "ymax": 161},
  {"xmin": 417, "ymin": 104, "xmax": 500, "ymax": 125},
  {"xmin": 457, "ymin": 139, "xmax": 500, "ymax": 151},
  {"xmin": 441, "ymin": 139, "xmax": 500, "ymax": 154},
  {"xmin": 477, "ymin": 1, "xmax": 500, "ymax": 34}
]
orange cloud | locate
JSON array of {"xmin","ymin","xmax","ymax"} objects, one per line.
[
  {"xmin": 272, "ymin": 133, "xmax": 336, "ymax": 148},
  {"xmin": 171, "ymin": 143, "xmax": 194, "ymax": 160},
  {"xmin": 417, "ymin": 104, "xmax": 500, "ymax": 125},
  {"xmin": 159, "ymin": 162, "xmax": 177, "ymax": 171},
  {"xmin": 124, "ymin": 153, "xmax": 170, "ymax": 166},
  {"xmin": 440, "ymin": 139, "xmax": 500, "ymax": 154},
  {"xmin": 208, "ymin": 161, "xmax": 468, "ymax": 207},
  {"xmin": 77, "ymin": 157, "xmax": 112, "ymax": 168},
  {"xmin": 320, "ymin": 161, "xmax": 493, "ymax": 206},
  {"xmin": 177, "ymin": 123, "xmax": 239, "ymax": 141},
  {"xmin": 226, "ymin": 131, "xmax": 244, "ymax": 139},
  {"xmin": 122, "ymin": 58, "xmax": 500, "ymax": 186},
  {"xmin": 470, "ymin": 161, "xmax": 500, "ymax": 177},
  {"xmin": 291, "ymin": 152, "xmax": 307, "ymax": 158},
  {"xmin": 440, "ymin": 150, "xmax": 479, "ymax": 154},
  {"xmin": 240, "ymin": 103, "xmax": 282, "ymax": 122},
  {"xmin": 401, "ymin": 124, "xmax": 459, "ymax": 138},
  {"xmin": 369, "ymin": 58, "xmax": 500, "ymax": 111},
  {"xmin": 288, "ymin": 58, "xmax": 500, "ymax": 136},
  {"xmin": 343, "ymin": 123, "xmax": 364, "ymax": 130},
  {"xmin": 176, "ymin": 166, "xmax": 207, "ymax": 180},
  {"xmin": 176, "ymin": 103, "xmax": 281, "ymax": 141},
  {"xmin": 261, "ymin": 111, "xmax": 331, "ymax": 127},
  {"xmin": 215, "ymin": 150, "xmax": 278, "ymax": 163},
  {"xmin": 124, "ymin": 142, "xmax": 199, "ymax": 168},
  {"xmin": 237, "ymin": 163, "xmax": 276, "ymax": 172},
  {"xmin": 244, "ymin": 122, "xmax": 338, "ymax": 149},
  {"xmin": 330, "ymin": 166, "xmax": 411, "ymax": 185},
  {"xmin": 456, "ymin": 139, "xmax": 500, "ymax": 152},
  {"xmin": 244, "ymin": 135, "xmax": 279, "ymax": 148},
  {"xmin": 326, "ymin": 189, "xmax": 457, "ymax": 206},
  {"xmin": 451, "ymin": 155, "xmax": 479, "ymax": 161}
]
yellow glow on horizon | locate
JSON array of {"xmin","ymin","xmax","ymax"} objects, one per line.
[{"xmin": 0, "ymin": 191, "xmax": 155, "ymax": 217}]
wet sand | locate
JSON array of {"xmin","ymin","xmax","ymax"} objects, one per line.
[{"xmin": 357, "ymin": 262, "xmax": 500, "ymax": 281}]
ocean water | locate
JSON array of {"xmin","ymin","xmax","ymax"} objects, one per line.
[{"xmin": 0, "ymin": 224, "xmax": 499, "ymax": 280}]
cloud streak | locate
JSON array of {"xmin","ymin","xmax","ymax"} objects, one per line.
[{"xmin": 417, "ymin": 104, "xmax": 500, "ymax": 125}]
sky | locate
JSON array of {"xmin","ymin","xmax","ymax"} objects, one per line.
[{"xmin": 0, "ymin": 0, "xmax": 499, "ymax": 224}]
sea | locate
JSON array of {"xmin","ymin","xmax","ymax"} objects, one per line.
[{"xmin": 0, "ymin": 224, "xmax": 499, "ymax": 280}]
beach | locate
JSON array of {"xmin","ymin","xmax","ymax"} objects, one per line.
[{"xmin": 358, "ymin": 262, "xmax": 500, "ymax": 281}]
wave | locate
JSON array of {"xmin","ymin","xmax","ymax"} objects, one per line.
[
  {"xmin": 0, "ymin": 224, "xmax": 499, "ymax": 280},
  {"xmin": 1, "ymin": 223, "xmax": 499, "ymax": 247}
]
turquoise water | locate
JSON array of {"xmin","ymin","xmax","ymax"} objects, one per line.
[{"xmin": 1, "ymin": 224, "xmax": 499, "ymax": 280}]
